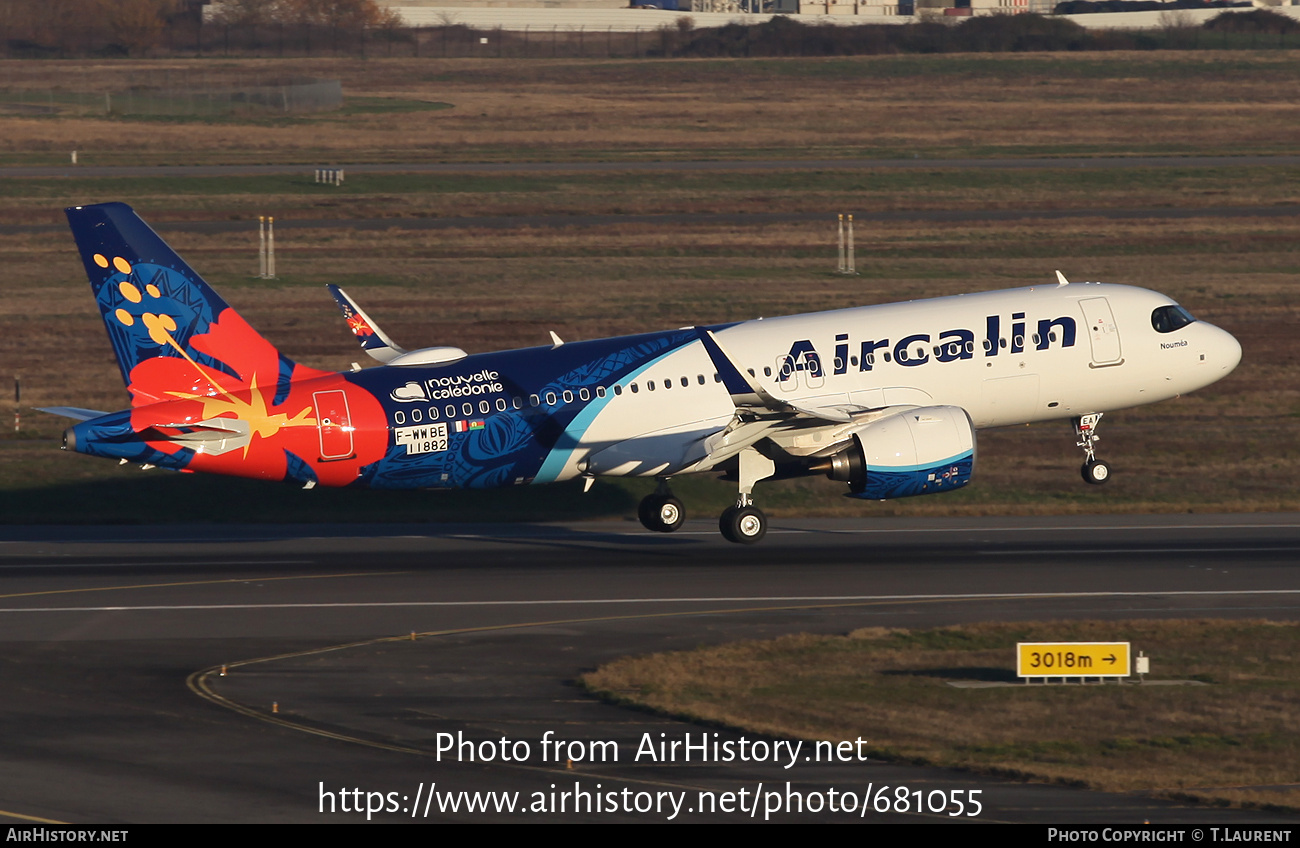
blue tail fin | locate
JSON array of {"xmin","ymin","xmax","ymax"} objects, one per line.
[{"xmin": 66, "ymin": 203, "xmax": 298, "ymax": 405}]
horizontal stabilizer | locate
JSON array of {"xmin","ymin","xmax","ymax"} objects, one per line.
[{"xmin": 36, "ymin": 407, "xmax": 109, "ymax": 421}]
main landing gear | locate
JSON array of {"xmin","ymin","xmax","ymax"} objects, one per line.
[
  {"xmin": 636, "ymin": 448, "xmax": 776, "ymax": 545},
  {"xmin": 637, "ymin": 487, "xmax": 769, "ymax": 544},
  {"xmin": 719, "ymin": 448, "xmax": 774, "ymax": 545},
  {"xmin": 719, "ymin": 496, "xmax": 767, "ymax": 545},
  {"xmin": 638, "ymin": 481, "xmax": 684, "ymax": 533},
  {"xmin": 1073, "ymin": 412, "xmax": 1111, "ymax": 485}
]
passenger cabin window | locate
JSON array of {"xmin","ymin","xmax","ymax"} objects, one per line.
[{"xmin": 1152, "ymin": 305, "xmax": 1196, "ymax": 333}]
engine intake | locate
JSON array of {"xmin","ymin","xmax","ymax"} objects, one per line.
[{"xmin": 825, "ymin": 405, "xmax": 976, "ymax": 500}]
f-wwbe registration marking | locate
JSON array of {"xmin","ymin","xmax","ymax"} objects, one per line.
[{"xmin": 394, "ymin": 423, "xmax": 448, "ymax": 455}]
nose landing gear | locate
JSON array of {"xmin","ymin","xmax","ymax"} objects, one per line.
[{"xmin": 1074, "ymin": 413, "xmax": 1111, "ymax": 485}]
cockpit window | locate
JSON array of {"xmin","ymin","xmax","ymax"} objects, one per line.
[{"xmin": 1151, "ymin": 305, "xmax": 1196, "ymax": 334}]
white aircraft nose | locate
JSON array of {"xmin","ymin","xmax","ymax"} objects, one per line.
[{"xmin": 1214, "ymin": 324, "xmax": 1243, "ymax": 375}]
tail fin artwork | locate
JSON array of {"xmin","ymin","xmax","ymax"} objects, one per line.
[
  {"xmin": 66, "ymin": 202, "xmax": 305, "ymax": 406},
  {"xmin": 59, "ymin": 203, "xmax": 387, "ymax": 487}
]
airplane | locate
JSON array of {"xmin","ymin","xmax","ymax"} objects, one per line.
[{"xmin": 47, "ymin": 202, "xmax": 1242, "ymax": 544}]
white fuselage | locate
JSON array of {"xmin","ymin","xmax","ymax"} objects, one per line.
[{"xmin": 552, "ymin": 283, "xmax": 1241, "ymax": 482}]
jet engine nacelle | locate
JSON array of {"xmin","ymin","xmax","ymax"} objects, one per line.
[{"xmin": 825, "ymin": 405, "xmax": 976, "ymax": 500}]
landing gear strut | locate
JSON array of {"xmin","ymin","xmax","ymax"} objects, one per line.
[
  {"xmin": 718, "ymin": 448, "xmax": 775, "ymax": 545},
  {"xmin": 634, "ymin": 449, "xmax": 776, "ymax": 544},
  {"xmin": 1073, "ymin": 413, "xmax": 1110, "ymax": 485},
  {"xmin": 638, "ymin": 480, "xmax": 684, "ymax": 533}
]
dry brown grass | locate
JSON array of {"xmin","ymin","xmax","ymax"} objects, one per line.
[
  {"xmin": 0, "ymin": 52, "xmax": 1297, "ymax": 517},
  {"xmin": 583, "ymin": 620, "xmax": 1300, "ymax": 809},
  {"xmin": 1, "ymin": 53, "xmax": 1299, "ymax": 164}
]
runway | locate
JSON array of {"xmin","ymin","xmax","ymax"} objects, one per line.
[{"xmin": 0, "ymin": 515, "xmax": 1298, "ymax": 823}]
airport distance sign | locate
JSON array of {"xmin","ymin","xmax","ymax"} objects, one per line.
[{"xmin": 1016, "ymin": 642, "xmax": 1130, "ymax": 679}]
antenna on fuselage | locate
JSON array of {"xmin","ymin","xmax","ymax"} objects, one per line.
[{"xmin": 1055, "ymin": 271, "xmax": 1070, "ymax": 286}]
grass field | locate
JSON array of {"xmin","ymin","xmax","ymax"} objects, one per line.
[
  {"xmin": 0, "ymin": 52, "xmax": 1297, "ymax": 523},
  {"xmin": 1, "ymin": 53, "xmax": 1299, "ymax": 165},
  {"xmin": 581, "ymin": 619, "xmax": 1300, "ymax": 811}
]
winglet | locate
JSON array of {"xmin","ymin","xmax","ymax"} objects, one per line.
[
  {"xmin": 698, "ymin": 329, "xmax": 772, "ymax": 405},
  {"xmin": 698, "ymin": 328, "xmax": 854, "ymax": 423},
  {"xmin": 327, "ymin": 285, "xmax": 407, "ymax": 364},
  {"xmin": 1055, "ymin": 270, "xmax": 1070, "ymax": 287}
]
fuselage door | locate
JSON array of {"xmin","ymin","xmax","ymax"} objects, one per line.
[
  {"xmin": 802, "ymin": 350, "xmax": 825, "ymax": 390},
  {"xmin": 1079, "ymin": 297, "xmax": 1123, "ymax": 365},
  {"xmin": 314, "ymin": 389, "xmax": 355, "ymax": 461},
  {"xmin": 776, "ymin": 355, "xmax": 797, "ymax": 392}
]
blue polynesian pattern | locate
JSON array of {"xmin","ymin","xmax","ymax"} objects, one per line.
[{"xmin": 847, "ymin": 453, "xmax": 973, "ymax": 500}]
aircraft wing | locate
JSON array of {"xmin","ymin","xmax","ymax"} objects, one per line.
[
  {"xmin": 682, "ymin": 328, "xmax": 905, "ymax": 473},
  {"xmin": 327, "ymin": 285, "xmax": 407, "ymax": 364},
  {"xmin": 697, "ymin": 329, "xmax": 853, "ymax": 423}
]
